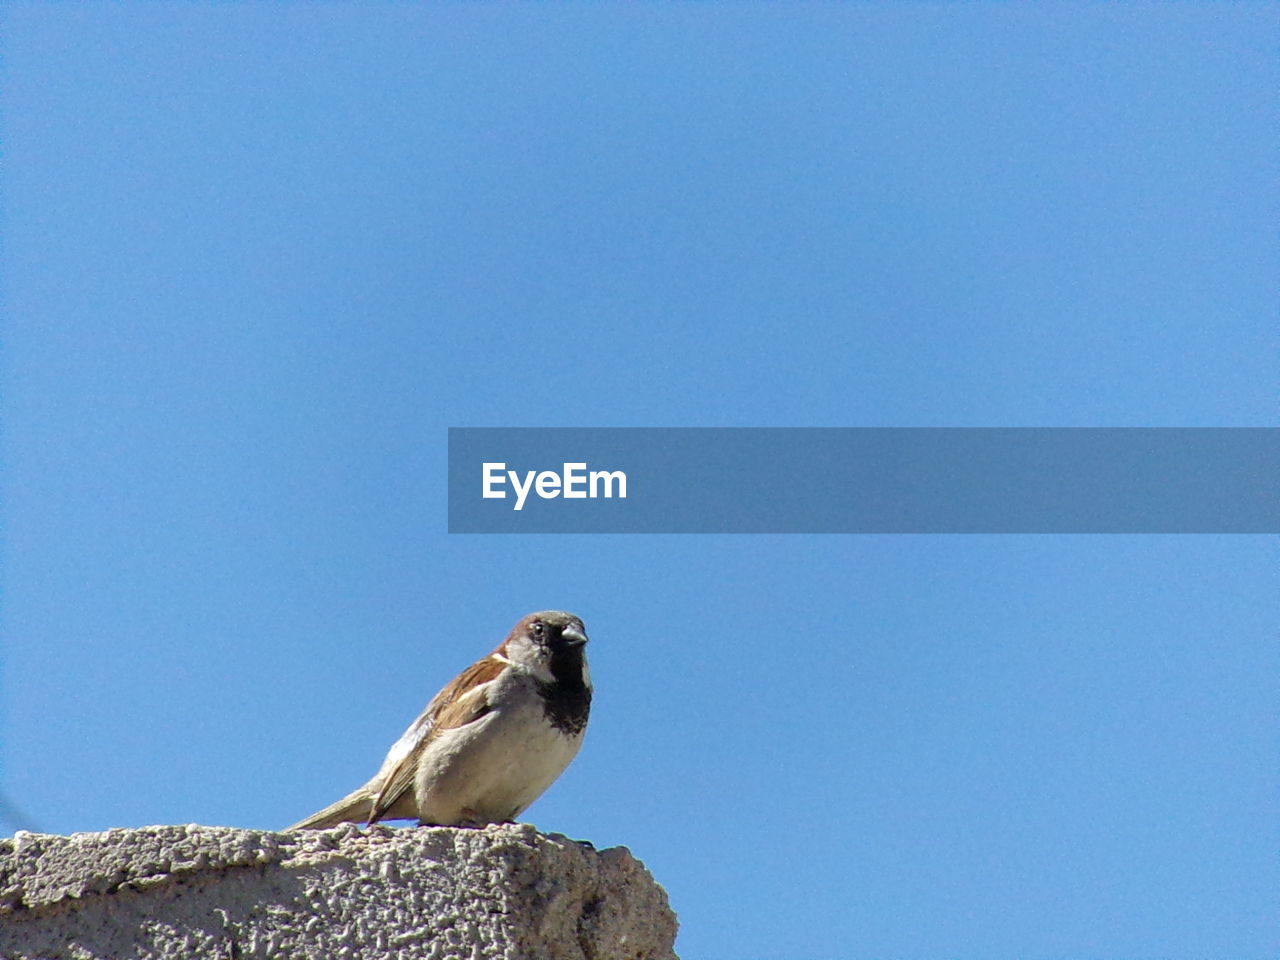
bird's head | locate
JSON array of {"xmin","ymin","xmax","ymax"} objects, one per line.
[{"xmin": 500, "ymin": 610, "xmax": 590, "ymax": 687}]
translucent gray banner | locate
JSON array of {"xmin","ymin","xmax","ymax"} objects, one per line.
[{"xmin": 447, "ymin": 428, "xmax": 1277, "ymax": 533}]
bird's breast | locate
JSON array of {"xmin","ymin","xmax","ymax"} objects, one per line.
[{"xmin": 413, "ymin": 675, "xmax": 586, "ymax": 826}]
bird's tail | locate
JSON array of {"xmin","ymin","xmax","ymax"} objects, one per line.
[{"xmin": 287, "ymin": 786, "xmax": 375, "ymax": 830}]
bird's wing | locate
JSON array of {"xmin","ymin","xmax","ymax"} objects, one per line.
[{"xmin": 366, "ymin": 656, "xmax": 506, "ymax": 824}]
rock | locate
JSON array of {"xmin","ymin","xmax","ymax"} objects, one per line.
[{"xmin": 0, "ymin": 822, "xmax": 679, "ymax": 959}]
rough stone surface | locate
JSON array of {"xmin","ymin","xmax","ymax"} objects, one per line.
[{"xmin": 0, "ymin": 823, "xmax": 678, "ymax": 960}]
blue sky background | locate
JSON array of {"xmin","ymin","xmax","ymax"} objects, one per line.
[{"xmin": 3, "ymin": 5, "xmax": 1276, "ymax": 958}]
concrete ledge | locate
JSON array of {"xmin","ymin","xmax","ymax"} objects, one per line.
[{"xmin": 0, "ymin": 822, "xmax": 679, "ymax": 959}]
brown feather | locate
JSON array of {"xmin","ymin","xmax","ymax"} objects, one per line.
[{"xmin": 366, "ymin": 653, "xmax": 507, "ymax": 824}]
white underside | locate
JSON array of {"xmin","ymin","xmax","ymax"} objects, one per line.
[{"xmin": 412, "ymin": 674, "xmax": 584, "ymax": 826}]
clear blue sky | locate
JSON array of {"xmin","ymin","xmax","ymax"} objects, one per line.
[{"xmin": 3, "ymin": 5, "xmax": 1275, "ymax": 958}]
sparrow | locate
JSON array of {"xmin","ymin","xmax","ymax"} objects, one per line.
[{"xmin": 289, "ymin": 611, "xmax": 591, "ymax": 830}]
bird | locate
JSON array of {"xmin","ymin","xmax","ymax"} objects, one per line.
[{"xmin": 289, "ymin": 611, "xmax": 591, "ymax": 830}]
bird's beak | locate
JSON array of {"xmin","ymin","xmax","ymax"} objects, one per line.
[{"xmin": 561, "ymin": 625, "xmax": 589, "ymax": 647}]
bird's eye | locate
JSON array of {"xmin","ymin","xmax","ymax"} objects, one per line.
[{"xmin": 531, "ymin": 621, "xmax": 544, "ymax": 636}]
